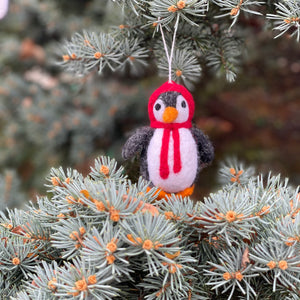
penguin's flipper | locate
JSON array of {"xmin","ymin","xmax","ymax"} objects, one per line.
[
  {"xmin": 122, "ymin": 126, "xmax": 154, "ymax": 160},
  {"xmin": 190, "ymin": 127, "xmax": 214, "ymax": 165}
]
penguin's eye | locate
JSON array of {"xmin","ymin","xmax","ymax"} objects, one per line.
[
  {"xmin": 155, "ymin": 103, "xmax": 161, "ymax": 111},
  {"xmin": 181, "ymin": 100, "xmax": 186, "ymax": 108}
]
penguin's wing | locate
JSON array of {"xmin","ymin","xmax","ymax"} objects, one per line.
[
  {"xmin": 122, "ymin": 126, "xmax": 154, "ymax": 160},
  {"xmin": 190, "ymin": 127, "xmax": 214, "ymax": 165}
]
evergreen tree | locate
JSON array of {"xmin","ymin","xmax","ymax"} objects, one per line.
[
  {"xmin": 0, "ymin": 0, "xmax": 148, "ymax": 193},
  {"xmin": 59, "ymin": 0, "xmax": 300, "ymax": 83},
  {"xmin": 0, "ymin": 2, "xmax": 299, "ymax": 299},
  {"xmin": 0, "ymin": 157, "xmax": 299, "ymax": 299}
]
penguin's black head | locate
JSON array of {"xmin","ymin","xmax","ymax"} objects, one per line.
[
  {"xmin": 148, "ymin": 81, "xmax": 195, "ymax": 127},
  {"xmin": 152, "ymin": 91, "xmax": 189, "ymax": 124}
]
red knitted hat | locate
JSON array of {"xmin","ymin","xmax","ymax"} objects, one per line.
[{"xmin": 148, "ymin": 81, "xmax": 195, "ymax": 127}]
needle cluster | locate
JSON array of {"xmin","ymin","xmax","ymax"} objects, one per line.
[
  {"xmin": 60, "ymin": 1, "xmax": 300, "ymax": 85},
  {"xmin": 0, "ymin": 156, "xmax": 299, "ymax": 299}
]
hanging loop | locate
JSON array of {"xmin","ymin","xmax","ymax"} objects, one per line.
[{"xmin": 158, "ymin": 15, "xmax": 180, "ymax": 83}]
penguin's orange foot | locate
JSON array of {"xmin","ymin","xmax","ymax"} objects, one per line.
[
  {"xmin": 147, "ymin": 185, "xmax": 194, "ymax": 200},
  {"xmin": 176, "ymin": 185, "xmax": 194, "ymax": 198}
]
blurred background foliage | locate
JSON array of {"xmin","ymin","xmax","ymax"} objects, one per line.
[{"xmin": 0, "ymin": 0, "xmax": 299, "ymax": 203}]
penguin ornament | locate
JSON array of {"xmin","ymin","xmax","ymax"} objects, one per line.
[{"xmin": 122, "ymin": 81, "xmax": 214, "ymax": 199}]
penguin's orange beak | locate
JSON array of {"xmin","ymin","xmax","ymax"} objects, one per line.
[{"xmin": 163, "ymin": 107, "xmax": 178, "ymax": 123}]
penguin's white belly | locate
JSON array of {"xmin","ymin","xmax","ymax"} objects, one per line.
[{"xmin": 147, "ymin": 128, "xmax": 198, "ymax": 193}]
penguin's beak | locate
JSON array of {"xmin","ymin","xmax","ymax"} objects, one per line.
[{"xmin": 163, "ymin": 107, "xmax": 178, "ymax": 123}]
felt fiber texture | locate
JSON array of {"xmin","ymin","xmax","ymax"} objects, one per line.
[
  {"xmin": 146, "ymin": 185, "xmax": 195, "ymax": 200},
  {"xmin": 122, "ymin": 126, "xmax": 154, "ymax": 160},
  {"xmin": 147, "ymin": 128, "xmax": 198, "ymax": 193},
  {"xmin": 148, "ymin": 81, "xmax": 195, "ymax": 127},
  {"xmin": 148, "ymin": 82, "xmax": 195, "ymax": 180},
  {"xmin": 190, "ymin": 127, "xmax": 214, "ymax": 165},
  {"xmin": 122, "ymin": 81, "xmax": 214, "ymax": 195},
  {"xmin": 122, "ymin": 126, "xmax": 154, "ymax": 180}
]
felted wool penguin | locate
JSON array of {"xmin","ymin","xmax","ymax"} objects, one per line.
[{"xmin": 122, "ymin": 81, "xmax": 214, "ymax": 198}]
